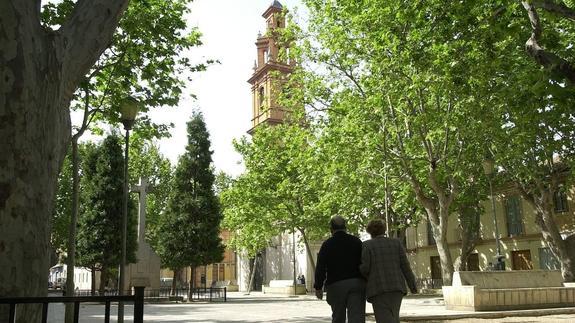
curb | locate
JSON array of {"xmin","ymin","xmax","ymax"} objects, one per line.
[{"xmin": 399, "ymin": 307, "xmax": 575, "ymax": 321}]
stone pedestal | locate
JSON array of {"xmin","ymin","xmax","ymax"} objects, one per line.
[
  {"xmin": 128, "ymin": 241, "xmax": 161, "ymax": 292},
  {"xmin": 262, "ymin": 280, "xmax": 307, "ymax": 295},
  {"xmin": 443, "ymin": 270, "xmax": 575, "ymax": 311}
]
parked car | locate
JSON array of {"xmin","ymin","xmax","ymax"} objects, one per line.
[{"xmin": 54, "ymin": 277, "xmax": 66, "ymax": 290}]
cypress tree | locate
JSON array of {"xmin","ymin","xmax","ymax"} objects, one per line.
[
  {"xmin": 76, "ymin": 135, "xmax": 137, "ymax": 293},
  {"xmin": 158, "ymin": 112, "xmax": 224, "ymax": 293}
]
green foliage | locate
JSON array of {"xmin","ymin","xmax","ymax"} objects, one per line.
[
  {"xmin": 41, "ymin": 0, "xmax": 211, "ymax": 139},
  {"xmin": 51, "ymin": 149, "xmax": 73, "ymax": 256},
  {"xmin": 157, "ymin": 112, "xmax": 224, "ymax": 270},
  {"xmin": 214, "ymin": 171, "xmax": 233, "ymax": 196},
  {"xmin": 222, "ymin": 119, "xmax": 327, "ymax": 256},
  {"xmin": 293, "ymin": 0, "xmax": 575, "ymax": 280},
  {"xmin": 76, "ymin": 135, "xmax": 137, "ymax": 271}
]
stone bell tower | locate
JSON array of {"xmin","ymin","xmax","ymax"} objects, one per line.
[{"xmin": 247, "ymin": 0, "xmax": 295, "ymax": 134}]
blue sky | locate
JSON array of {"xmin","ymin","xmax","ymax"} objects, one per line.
[{"xmin": 149, "ymin": 0, "xmax": 305, "ymax": 176}]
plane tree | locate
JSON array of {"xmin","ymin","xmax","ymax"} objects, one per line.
[
  {"xmin": 1, "ymin": 1, "xmax": 131, "ymax": 320},
  {"xmin": 223, "ymin": 120, "xmax": 326, "ymax": 274},
  {"xmin": 299, "ymin": 0, "xmax": 516, "ymax": 284}
]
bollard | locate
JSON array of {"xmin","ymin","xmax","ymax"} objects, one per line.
[{"xmin": 133, "ymin": 287, "xmax": 145, "ymax": 323}]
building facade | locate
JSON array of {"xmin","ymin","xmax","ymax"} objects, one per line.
[{"xmin": 405, "ymin": 184, "xmax": 575, "ymax": 286}]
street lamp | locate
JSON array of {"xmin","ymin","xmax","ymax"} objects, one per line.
[
  {"xmin": 118, "ymin": 96, "xmax": 140, "ymax": 323},
  {"xmin": 482, "ymin": 156, "xmax": 505, "ymax": 271}
]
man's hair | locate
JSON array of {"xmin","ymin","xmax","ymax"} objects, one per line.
[
  {"xmin": 366, "ymin": 219, "xmax": 385, "ymax": 237},
  {"xmin": 330, "ymin": 216, "xmax": 346, "ymax": 231}
]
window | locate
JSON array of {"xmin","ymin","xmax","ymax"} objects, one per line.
[
  {"xmin": 539, "ymin": 247, "xmax": 561, "ymax": 270},
  {"xmin": 264, "ymin": 49, "xmax": 269, "ymax": 63},
  {"xmin": 211, "ymin": 265, "xmax": 217, "ymax": 283},
  {"xmin": 427, "ymin": 219, "xmax": 436, "ymax": 246},
  {"xmin": 505, "ymin": 196, "xmax": 524, "ymax": 236},
  {"xmin": 219, "ymin": 264, "xmax": 225, "ymax": 281},
  {"xmin": 258, "ymin": 86, "xmax": 265, "ymax": 110},
  {"xmin": 511, "ymin": 250, "xmax": 533, "ymax": 270},
  {"xmin": 430, "ymin": 256, "xmax": 442, "ymax": 280},
  {"xmin": 467, "ymin": 253, "xmax": 480, "ymax": 271},
  {"xmin": 553, "ymin": 187, "xmax": 569, "ymax": 213}
]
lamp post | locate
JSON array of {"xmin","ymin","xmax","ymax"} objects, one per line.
[
  {"xmin": 482, "ymin": 156, "xmax": 505, "ymax": 271},
  {"xmin": 118, "ymin": 97, "xmax": 139, "ymax": 323}
]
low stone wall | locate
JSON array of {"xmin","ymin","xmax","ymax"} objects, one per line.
[
  {"xmin": 263, "ymin": 280, "xmax": 307, "ymax": 295},
  {"xmin": 443, "ymin": 271, "xmax": 575, "ymax": 311}
]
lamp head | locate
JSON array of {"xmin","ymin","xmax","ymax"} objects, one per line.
[{"xmin": 119, "ymin": 96, "xmax": 140, "ymax": 130}]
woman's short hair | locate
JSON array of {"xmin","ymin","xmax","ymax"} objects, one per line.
[{"xmin": 366, "ymin": 219, "xmax": 385, "ymax": 237}]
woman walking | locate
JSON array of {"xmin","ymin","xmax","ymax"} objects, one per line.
[{"xmin": 360, "ymin": 219, "xmax": 418, "ymax": 323}]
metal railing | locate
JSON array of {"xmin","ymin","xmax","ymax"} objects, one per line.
[
  {"xmin": 187, "ymin": 287, "xmax": 227, "ymax": 302},
  {"xmin": 71, "ymin": 286, "xmax": 227, "ymax": 302},
  {"xmin": 0, "ymin": 286, "xmax": 144, "ymax": 323}
]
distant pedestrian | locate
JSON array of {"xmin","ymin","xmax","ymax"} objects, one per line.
[
  {"xmin": 360, "ymin": 219, "xmax": 418, "ymax": 323},
  {"xmin": 314, "ymin": 216, "xmax": 366, "ymax": 323}
]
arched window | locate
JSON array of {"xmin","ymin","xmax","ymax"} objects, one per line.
[{"xmin": 258, "ymin": 86, "xmax": 265, "ymax": 109}]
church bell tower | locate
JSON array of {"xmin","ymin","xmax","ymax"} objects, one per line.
[{"xmin": 247, "ymin": 0, "xmax": 295, "ymax": 134}]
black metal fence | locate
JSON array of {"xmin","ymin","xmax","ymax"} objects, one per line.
[
  {"xmin": 187, "ymin": 287, "xmax": 227, "ymax": 302},
  {"xmin": 0, "ymin": 286, "xmax": 144, "ymax": 323},
  {"xmin": 71, "ymin": 286, "xmax": 227, "ymax": 302}
]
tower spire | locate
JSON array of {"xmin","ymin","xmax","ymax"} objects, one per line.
[{"xmin": 247, "ymin": 1, "xmax": 294, "ymax": 134}]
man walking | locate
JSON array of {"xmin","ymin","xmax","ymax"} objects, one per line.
[{"xmin": 314, "ymin": 216, "xmax": 366, "ymax": 323}]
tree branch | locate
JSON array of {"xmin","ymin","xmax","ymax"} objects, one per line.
[
  {"xmin": 521, "ymin": 1, "xmax": 575, "ymax": 84},
  {"xmin": 533, "ymin": 0, "xmax": 575, "ymax": 21},
  {"xmin": 58, "ymin": 0, "xmax": 130, "ymax": 102}
]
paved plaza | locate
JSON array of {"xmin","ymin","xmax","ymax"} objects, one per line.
[{"xmin": 44, "ymin": 292, "xmax": 575, "ymax": 322}]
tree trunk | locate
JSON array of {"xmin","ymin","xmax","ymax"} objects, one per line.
[
  {"xmin": 65, "ymin": 138, "xmax": 80, "ymax": 323},
  {"xmin": 454, "ymin": 206, "xmax": 480, "ymax": 272},
  {"xmin": 90, "ymin": 266, "xmax": 96, "ymax": 296},
  {"xmin": 517, "ymin": 182, "xmax": 575, "ymax": 282},
  {"xmin": 299, "ymin": 228, "xmax": 316, "ymax": 273},
  {"xmin": 427, "ymin": 208, "xmax": 454, "ymax": 285},
  {"xmin": 188, "ymin": 266, "xmax": 196, "ymax": 301},
  {"xmin": 405, "ymin": 169, "xmax": 455, "ymax": 286},
  {"xmin": 0, "ymin": 1, "xmax": 129, "ymax": 321},
  {"xmin": 246, "ymin": 256, "xmax": 258, "ymax": 295},
  {"xmin": 99, "ymin": 267, "xmax": 109, "ymax": 295},
  {"xmin": 171, "ymin": 268, "xmax": 179, "ymax": 296},
  {"xmin": 534, "ymin": 195, "xmax": 574, "ymax": 282}
]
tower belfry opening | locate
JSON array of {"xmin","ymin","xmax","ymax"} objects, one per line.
[{"xmin": 247, "ymin": 0, "xmax": 295, "ymax": 134}]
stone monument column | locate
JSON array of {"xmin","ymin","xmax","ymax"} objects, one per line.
[{"xmin": 127, "ymin": 176, "xmax": 161, "ymax": 292}]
